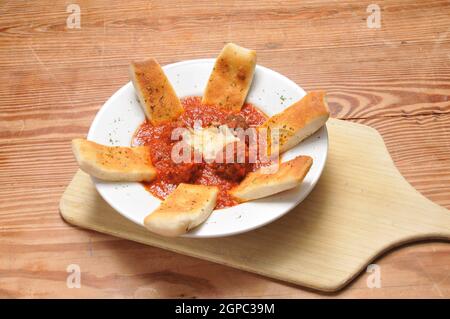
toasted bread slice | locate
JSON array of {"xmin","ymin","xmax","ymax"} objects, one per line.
[
  {"xmin": 260, "ymin": 91, "xmax": 329, "ymax": 154},
  {"xmin": 144, "ymin": 183, "xmax": 219, "ymax": 237},
  {"xmin": 229, "ymin": 156, "xmax": 313, "ymax": 203},
  {"xmin": 202, "ymin": 43, "xmax": 256, "ymax": 111},
  {"xmin": 72, "ymin": 139, "xmax": 156, "ymax": 182},
  {"xmin": 130, "ymin": 58, "xmax": 184, "ymax": 125}
]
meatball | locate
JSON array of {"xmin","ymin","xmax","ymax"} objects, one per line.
[
  {"xmin": 209, "ymin": 142, "xmax": 251, "ymax": 182},
  {"xmin": 212, "ymin": 162, "xmax": 248, "ymax": 182},
  {"xmin": 163, "ymin": 161, "xmax": 203, "ymax": 184},
  {"xmin": 225, "ymin": 114, "xmax": 249, "ymax": 131},
  {"xmin": 152, "ymin": 144, "xmax": 204, "ymax": 184}
]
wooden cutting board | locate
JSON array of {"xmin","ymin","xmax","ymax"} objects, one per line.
[{"xmin": 59, "ymin": 119, "xmax": 450, "ymax": 292}]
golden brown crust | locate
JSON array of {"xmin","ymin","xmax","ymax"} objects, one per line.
[
  {"xmin": 260, "ymin": 91, "xmax": 330, "ymax": 154},
  {"xmin": 130, "ymin": 58, "xmax": 184, "ymax": 125},
  {"xmin": 144, "ymin": 183, "xmax": 219, "ymax": 237},
  {"xmin": 72, "ymin": 139, "xmax": 156, "ymax": 182},
  {"xmin": 229, "ymin": 156, "xmax": 313, "ymax": 202},
  {"xmin": 202, "ymin": 43, "xmax": 256, "ymax": 111}
]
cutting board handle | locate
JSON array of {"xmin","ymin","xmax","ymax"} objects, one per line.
[{"xmin": 327, "ymin": 119, "xmax": 450, "ymax": 239}]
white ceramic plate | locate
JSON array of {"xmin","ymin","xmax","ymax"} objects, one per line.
[{"xmin": 87, "ymin": 59, "xmax": 328, "ymax": 238}]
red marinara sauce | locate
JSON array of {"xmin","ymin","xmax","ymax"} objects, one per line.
[{"xmin": 132, "ymin": 96, "xmax": 268, "ymax": 209}]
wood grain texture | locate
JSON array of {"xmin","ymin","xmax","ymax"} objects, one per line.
[{"xmin": 0, "ymin": 0, "xmax": 449, "ymax": 298}]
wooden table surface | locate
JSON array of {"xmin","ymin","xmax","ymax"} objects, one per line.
[{"xmin": 1, "ymin": 0, "xmax": 449, "ymax": 298}]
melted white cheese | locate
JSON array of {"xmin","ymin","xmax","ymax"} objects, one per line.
[{"xmin": 185, "ymin": 125, "xmax": 239, "ymax": 161}]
